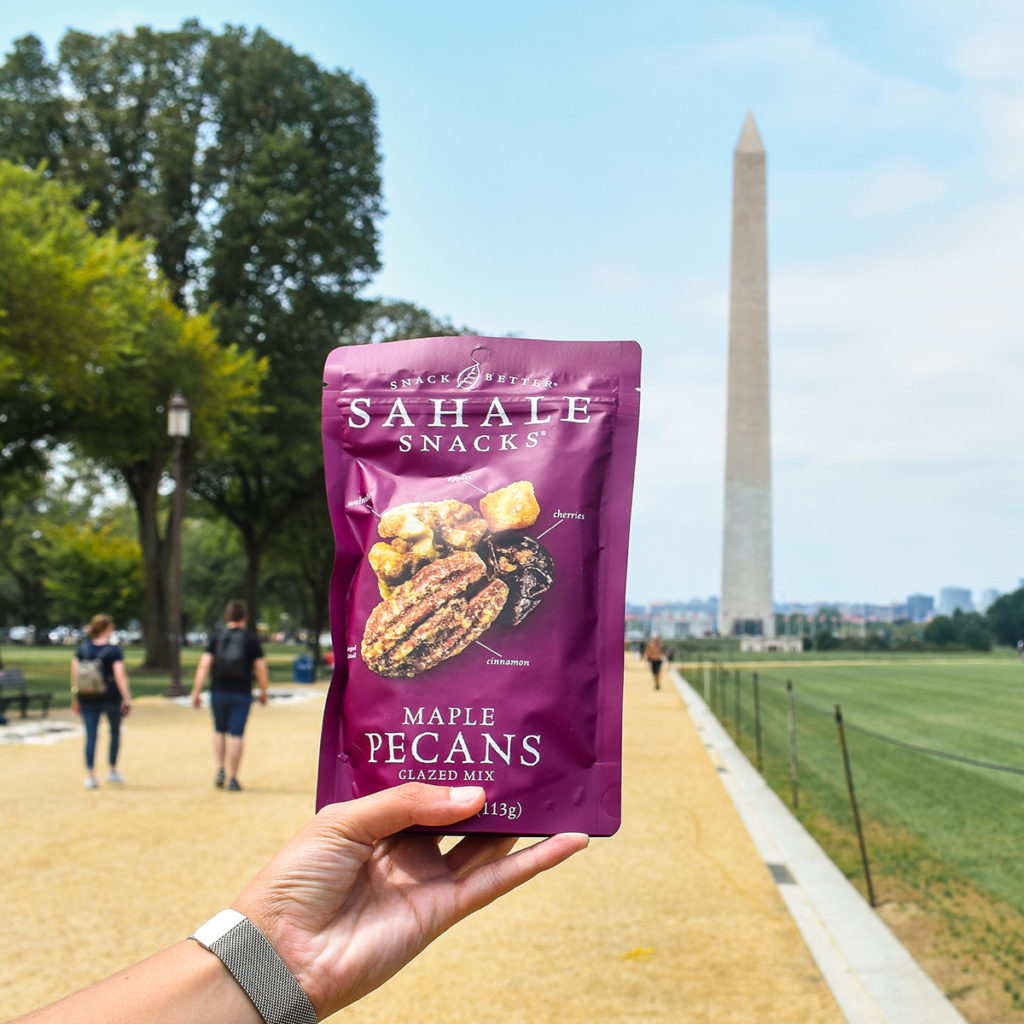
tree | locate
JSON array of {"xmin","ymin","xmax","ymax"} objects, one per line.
[
  {"xmin": 44, "ymin": 520, "xmax": 144, "ymax": 628},
  {"xmin": 73, "ymin": 298, "xmax": 263, "ymax": 668},
  {"xmin": 924, "ymin": 610, "xmax": 993, "ymax": 651},
  {"xmin": 985, "ymin": 588, "xmax": 1024, "ymax": 647},
  {"xmin": 0, "ymin": 470, "xmax": 49, "ymax": 657},
  {"xmin": 342, "ymin": 299, "xmax": 473, "ymax": 347},
  {"xmin": 0, "ymin": 25, "xmax": 383, "ymax": 312},
  {"xmin": 0, "ymin": 162, "xmax": 141, "ymax": 484},
  {"xmin": 0, "ymin": 24, "xmax": 384, "ymax": 623},
  {"xmin": 179, "ymin": 515, "xmax": 246, "ymax": 636},
  {"xmin": 237, "ymin": 297, "xmax": 475, "ymax": 643},
  {"xmin": 923, "ymin": 615, "xmax": 957, "ymax": 647},
  {"xmin": 0, "ymin": 454, "xmax": 141, "ymax": 664},
  {"xmin": 0, "ymin": 161, "xmax": 265, "ymax": 668}
]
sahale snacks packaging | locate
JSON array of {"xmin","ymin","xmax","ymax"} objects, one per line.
[{"xmin": 317, "ymin": 336, "xmax": 641, "ymax": 835}]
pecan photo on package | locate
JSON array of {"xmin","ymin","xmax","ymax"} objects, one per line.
[{"xmin": 360, "ymin": 483, "xmax": 554, "ymax": 679}]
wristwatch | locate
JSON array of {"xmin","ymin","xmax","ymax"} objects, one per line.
[{"xmin": 189, "ymin": 909, "xmax": 318, "ymax": 1024}]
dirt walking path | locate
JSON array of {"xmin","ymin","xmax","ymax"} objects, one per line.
[{"xmin": 1, "ymin": 659, "xmax": 841, "ymax": 1023}]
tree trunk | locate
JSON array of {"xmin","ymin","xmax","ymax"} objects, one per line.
[
  {"xmin": 123, "ymin": 459, "xmax": 172, "ymax": 670},
  {"xmin": 242, "ymin": 528, "xmax": 262, "ymax": 629}
]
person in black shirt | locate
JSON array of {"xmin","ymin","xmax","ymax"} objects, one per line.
[{"xmin": 190, "ymin": 599, "xmax": 268, "ymax": 791}]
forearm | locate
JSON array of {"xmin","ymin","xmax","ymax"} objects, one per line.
[
  {"xmin": 10, "ymin": 941, "xmax": 262, "ymax": 1024},
  {"xmin": 114, "ymin": 664, "xmax": 131, "ymax": 703},
  {"xmin": 192, "ymin": 656, "xmax": 211, "ymax": 695}
]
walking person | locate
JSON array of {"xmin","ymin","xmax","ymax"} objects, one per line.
[
  {"xmin": 191, "ymin": 599, "xmax": 269, "ymax": 791},
  {"xmin": 644, "ymin": 635, "xmax": 666, "ymax": 691},
  {"xmin": 71, "ymin": 614, "xmax": 133, "ymax": 789}
]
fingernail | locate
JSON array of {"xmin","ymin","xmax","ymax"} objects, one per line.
[{"xmin": 449, "ymin": 786, "xmax": 484, "ymax": 804}]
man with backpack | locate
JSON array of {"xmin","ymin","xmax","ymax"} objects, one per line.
[{"xmin": 191, "ymin": 599, "xmax": 269, "ymax": 791}]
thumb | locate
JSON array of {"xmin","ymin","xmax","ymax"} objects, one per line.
[{"xmin": 316, "ymin": 784, "xmax": 486, "ymax": 846}]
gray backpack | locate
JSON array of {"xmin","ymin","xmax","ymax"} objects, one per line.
[{"xmin": 75, "ymin": 647, "xmax": 107, "ymax": 696}]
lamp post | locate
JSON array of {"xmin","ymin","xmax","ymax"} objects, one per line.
[{"xmin": 165, "ymin": 391, "xmax": 190, "ymax": 697}]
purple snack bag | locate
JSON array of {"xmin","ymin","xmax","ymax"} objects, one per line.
[{"xmin": 317, "ymin": 336, "xmax": 641, "ymax": 835}]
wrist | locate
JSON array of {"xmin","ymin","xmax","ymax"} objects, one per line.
[
  {"xmin": 179, "ymin": 940, "xmax": 265, "ymax": 1024},
  {"xmin": 189, "ymin": 910, "xmax": 317, "ymax": 1024}
]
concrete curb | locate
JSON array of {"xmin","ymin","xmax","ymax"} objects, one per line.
[{"xmin": 672, "ymin": 667, "xmax": 967, "ymax": 1024}]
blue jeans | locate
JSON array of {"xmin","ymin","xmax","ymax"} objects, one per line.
[{"xmin": 81, "ymin": 700, "xmax": 123, "ymax": 771}]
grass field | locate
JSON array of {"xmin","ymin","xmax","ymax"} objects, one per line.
[
  {"xmin": 0, "ymin": 641, "xmax": 324, "ymax": 709},
  {"xmin": 693, "ymin": 654, "xmax": 1024, "ymax": 1020}
]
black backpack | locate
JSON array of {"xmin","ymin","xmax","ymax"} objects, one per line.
[{"xmin": 214, "ymin": 629, "xmax": 248, "ymax": 680}]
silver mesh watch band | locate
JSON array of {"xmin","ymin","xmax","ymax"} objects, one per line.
[{"xmin": 190, "ymin": 909, "xmax": 318, "ymax": 1024}]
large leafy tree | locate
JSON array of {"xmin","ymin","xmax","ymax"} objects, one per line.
[
  {"xmin": 0, "ymin": 161, "xmax": 264, "ymax": 667},
  {"xmin": 0, "ymin": 23, "xmax": 384, "ymax": 621},
  {"xmin": 985, "ymin": 589, "xmax": 1024, "ymax": 648}
]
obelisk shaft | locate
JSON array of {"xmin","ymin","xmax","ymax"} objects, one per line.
[{"xmin": 721, "ymin": 112, "xmax": 775, "ymax": 638}]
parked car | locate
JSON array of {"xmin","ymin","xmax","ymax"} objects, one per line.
[{"xmin": 48, "ymin": 625, "xmax": 82, "ymax": 645}]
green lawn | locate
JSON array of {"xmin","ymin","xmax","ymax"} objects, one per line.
[
  {"xmin": 695, "ymin": 654, "xmax": 1024, "ymax": 1013},
  {"xmin": 0, "ymin": 641, "xmax": 324, "ymax": 708}
]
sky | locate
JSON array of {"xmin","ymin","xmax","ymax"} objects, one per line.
[{"xmin": 6, "ymin": 0, "xmax": 1024, "ymax": 609}]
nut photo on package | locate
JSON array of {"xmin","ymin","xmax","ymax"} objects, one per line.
[{"xmin": 318, "ymin": 336, "xmax": 641, "ymax": 836}]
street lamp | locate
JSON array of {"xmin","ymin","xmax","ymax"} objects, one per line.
[{"xmin": 165, "ymin": 391, "xmax": 190, "ymax": 697}]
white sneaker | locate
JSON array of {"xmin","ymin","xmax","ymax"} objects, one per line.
[
  {"xmin": 84, "ymin": 776, "xmax": 99, "ymax": 790},
  {"xmin": 106, "ymin": 769, "xmax": 125, "ymax": 784}
]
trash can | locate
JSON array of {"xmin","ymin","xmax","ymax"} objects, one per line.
[{"xmin": 292, "ymin": 655, "xmax": 314, "ymax": 684}]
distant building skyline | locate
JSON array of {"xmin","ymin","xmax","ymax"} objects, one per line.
[
  {"xmin": 907, "ymin": 594, "xmax": 935, "ymax": 623},
  {"xmin": 628, "ymin": 582, "xmax": 1009, "ymax": 636},
  {"xmin": 938, "ymin": 586, "xmax": 974, "ymax": 616}
]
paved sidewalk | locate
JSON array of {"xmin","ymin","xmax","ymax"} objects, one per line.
[{"xmin": 672, "ymin": 665, "xmax": 967, "ymax": 1024}]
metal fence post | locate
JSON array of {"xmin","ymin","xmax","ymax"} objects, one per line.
[
  {"xmin": 720, "ymin": 663, "xmax": 728, "ymax": 724},
  {"xmin": 835, "ymin": 703, "xmax": 876, "ymax": 907},
  {"xmin": 786, "ymin": 679, "xmax": 799, "ymax": 809},
  {"xmin": 734, "ymin": 669, "xmax": 742, "ymax": 742},
  {"xmin": 753, "ymin": 671, "xmax": 763, "ymax": 772}
]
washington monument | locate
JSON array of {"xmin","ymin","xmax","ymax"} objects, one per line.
[{"xmin": 720, "ymin": 112, "xmax": 775, "ymax": 639}]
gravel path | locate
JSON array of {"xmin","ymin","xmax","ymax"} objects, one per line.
[{"xmin": 0, "ymin": 661, "xmax": 841, "ymax": 1022}]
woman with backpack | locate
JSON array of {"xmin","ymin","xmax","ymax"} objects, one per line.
[{"xmin": 71, "ymin": 614, "xmax": 133, "ymax": 789}]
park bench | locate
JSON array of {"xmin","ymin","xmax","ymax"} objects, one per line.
[{"xmin": 0, "ymin": 668, "xmax": 54, "ymax": 720}]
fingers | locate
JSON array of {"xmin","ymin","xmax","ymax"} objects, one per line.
[
  {"xmin": 317, "ymin": 784, "xmax": 486, "ymax": 847},
  {"xmin": 454, "ymin": 832, "xmax": 589, "ymax": 917},
  {"xmin": 444, "ymin": 834, "xmax": 518, "ymax": 877}
]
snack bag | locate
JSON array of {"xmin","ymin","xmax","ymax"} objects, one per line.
[{"xmin": 317, "ymin": 336, "xmax": 641, "ymax": 835}]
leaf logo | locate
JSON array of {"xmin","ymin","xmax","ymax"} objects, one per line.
[{"xmin": 456, "ymin": 359, "xmax": 482, "ymax": 390}]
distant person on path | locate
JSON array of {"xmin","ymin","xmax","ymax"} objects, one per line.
[
  {"xmin": 72, "ymin": 614, "xmax": 133, "ymax": 789},
  {"xmin": 191, "ymin": 599, "xmax": 268, "ymax": 792},
  {"xmin": 644, "ymin": 636, "xmax": 666, "ymax": 691},
  {"xmin": 1018, "ymin": 639, "xmax": 1023, "ymax": 661}
]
